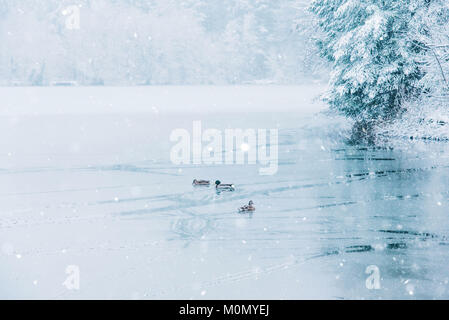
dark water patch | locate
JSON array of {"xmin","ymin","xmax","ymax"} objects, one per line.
[
  {"xmin": 345, "ymin": 165, "xmax": 443, "ymax": 180},
  {"xmin": 345, "ymin": 245, "xmax": 374, "ymax": 253},
  {"xmin": 379, "ymin": 230, "xmax": 438, "ymax": 239},
  {"xmin": 336, "ymin": 157, "xmax": 396, "ymax": 161},
  {"xmin": 322, "ymin": 249, "xmax": 341, "ymax": 257},
  {"xmin": 336, "ymin": 157, "xmax": 366, "ymax": 161},
  {"xmin": 347, "ymin": 172, "xmax": 370, "ymax": 177},
  {"xmin": 387, "ymin": 242, "xmax": 408, "ymax": 250},
  {"xmin": 317, "ymin": 201, "xmax": 358, "ymax": 209},
  {"xmin": 387, "ymin": 194, "xmax": 420, "ymax": 200},
  {"xmin": 331, "ymin": 146, "xmax": 392, "ymax": 152}
]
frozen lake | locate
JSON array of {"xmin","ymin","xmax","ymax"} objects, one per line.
[{"xmin": 1, "ymin": 86, "xmax": 449, "ymax": 299}]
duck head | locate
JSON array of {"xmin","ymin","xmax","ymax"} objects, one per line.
[
  {"xmin": 248, "ymin": 200, "xmax": 254, "ymax": 205},
  {"xmin": 215, "ymin": 180, "xmax": 221, "ymax": 186}
]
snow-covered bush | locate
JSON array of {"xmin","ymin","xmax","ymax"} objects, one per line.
[
  {"xmin": 376, "ymin": 0, "xmax": 449, "ymax": 142},
  {"xmin": 413, "ymin": 0, "xmax": 449, "ymax": 97}
]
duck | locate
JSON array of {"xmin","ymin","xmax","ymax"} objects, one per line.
[
  {"xmin": 192, "ymin": 179, "xmax": 210, "ymax": 186},
  {"xmin": 239, "ymin": 200, "xmax": 255, "ymax": 213},
  {"xmin": 215, "ymin": 180, "xmax": 235, "ymax": 191}
]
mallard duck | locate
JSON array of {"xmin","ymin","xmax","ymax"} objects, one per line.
[
  {"xmin": 192, "ymin": 179, "xmax": 210, "ymax": 186},
  {"xmin": 215, "ymin": 180, "xmax": 235, "ymax": 191},
  {"xmin": 239, "ymin": 200, "xmax": 255, "ymax": 212}
]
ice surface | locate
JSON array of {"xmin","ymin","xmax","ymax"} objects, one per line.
[{"xmin": 1, "ymin": 86, "xmax": 449, "ymax": 299}]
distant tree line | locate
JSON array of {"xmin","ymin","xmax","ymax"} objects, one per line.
[{"xmin": 0, "ymin": 0, "xmax": 324, "ymax": 86}]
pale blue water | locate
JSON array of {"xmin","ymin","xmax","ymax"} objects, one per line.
[{"xmin": 1, "ymin": 110, "xmax": 449, "ymax": 299}]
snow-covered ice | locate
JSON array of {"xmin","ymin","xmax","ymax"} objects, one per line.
[{"xmin": 1, "ymin": 86, "xmax": 449, "ymax": 299}]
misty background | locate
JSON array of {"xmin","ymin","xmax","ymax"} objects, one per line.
[{"xmin": 0, "ymin": 0, "xmax": 326, "ymax": 86}]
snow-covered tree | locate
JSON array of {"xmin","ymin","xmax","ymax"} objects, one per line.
[
  {"xmin": 364, "ymin": 1, "xmax": 449, "ymax": 142},
  {"xmin": 310, "ymin": 0, "xmax": 427, "ymax": 122},
  {"xmin": 412, "ymin": 0, "xmax": 449, "ymax": 97}
]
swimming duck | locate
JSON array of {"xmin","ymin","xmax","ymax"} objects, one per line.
[
  {"xmin": 192, "ymin": 179, "xmax": 210, "ymax": 186},
  {"xmin": 239, "ymin": 200, "xmax": 255, "ymax": 213},
  {"xmin": 215, "ymin": 180, "xmax": 235, "ymax": 191}
]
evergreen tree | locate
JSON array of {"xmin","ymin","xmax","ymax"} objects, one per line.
[
  {"xmin": 412, "ymin": 0, "xmax": 449, "ymax": 96},
  {"xmin": 310, "ymin": 0, "xmax": 427, "ymax": 122}
]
